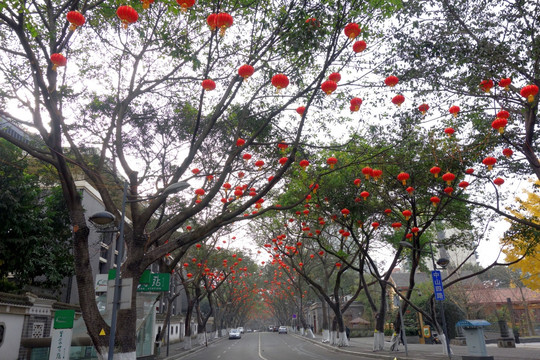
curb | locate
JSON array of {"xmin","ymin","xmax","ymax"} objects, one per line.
[
  {"xmin": 160, "ymin": 336, "xmax": 227, "ymax": 360},
  {"xmin": 291, "ymin": 333, "xmax": 450, "ymax": 360}
]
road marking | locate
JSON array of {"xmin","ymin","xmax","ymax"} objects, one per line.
[{"xmin": 258, "ymin": 333, "xmax": 269, "ymax": 360}]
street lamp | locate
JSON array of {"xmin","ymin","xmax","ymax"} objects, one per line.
[{"xmin": 89, "ymin": 180, "xmax": 190, "ymax": 360}]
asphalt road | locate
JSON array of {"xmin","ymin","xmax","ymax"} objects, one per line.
[{"xmin": 181, "ymin": 332, "xmax": 375, "ymax": 360}]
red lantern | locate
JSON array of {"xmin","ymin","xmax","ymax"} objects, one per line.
[
  {"xmin": 498, "ymin": 78, "xmax": 511, "ymax": 91},
  {"xmin": 242, "ymin": 153, "xmax": 252, "ymax": 161},
  {"xmin": 278, "ymin": 141, "xmax": 288, "ymax": 152},
  {"xmin": 344, "ymin": 23, "xmax": 361, "ymax": 39},
  {"xmin": 392, "ymin": 94, "xmax": 405, "ymax": 107},
  {"xmin": 493, "ymin": 177, "xmax": 504, "ymax": 186},
  {"xmin": 341, "ymin": 208, "xmax": 350, "ymax": 217},
  {"xmin": 238, "ymin": 64, "xmax": 255, "ymax": 81},
  {"xmin": 502, "ymin": 148, "xmax": 513, "ymax": 158},
  {"xmin": 141, "ymin": 0, "xmax": 155, "ymax": 9},
  {"xmin": 520, "ymin": 85, "xmax": 538, "ymax": 103},
  {"xmin": 449, "ymin": 105, "xmax": 460, "ymax": 117},
  {"xmin": 353, "ymin": 178, "xmax": 361, "ymax": 187},
  {"xmin": 202, "ymin": 79, "xmax": 216, "ymax": 91},
  {"xmin": 279, "ymin": 157, "xmax": 288, "ymax": 166},
  {"xmin": 335, "ymin": 262, "xmax": 342, "ymax": 268},
  {"xmin": 176, "ymin": 0, "xmax": 195, "ymax": 12},
  {"xmin": 384, "ymin": 75, "xmax": 399, "ymax": 87},
  {"xmin": 402, "ymin": 210, "xmax": 412, "ymax": 220},
  {"xmin": 236, "ymin": 138, "xmax": 245, "ymax": 147},
  {"xmin": 326, "ymin": 157, "xmax": 338, "ymax": 169},
  {"xmin": 66, "ymin": 11, "xmax": 85, "ymax": 31},
  {"xmin": 391, "ymin": 222, "xmax": 402, "ymax": 230},
  {"xmin": 360, "ymin": 191, "xmax": 369, "ymax": 200},
  {"xmin": 411, "ymin": 227, "xmax": 419, "ymax": 235},
  {"xmin": 479, "ymin": 79, "xmax": 494, "ymax": 93},
  {"xmin": 255, "ymin": 160, "xmax": 265, "ymax": 170},
  {"xmin": 444, "ymin": 127, "xmax": 455, "ymax": 137},
  {"xmin": 116, "ymin": 5, "xmax": 138, "ymax": 29},
  {"xmin": 465, "ymin": 168, "xmax": 474, "ymax": 174},
  {"xmin": 444, "ymin": 187, "xmax": 454, "ymax": 195},
  {"xmin": 372, "ymin": 169, "xmax": 383, "ymax": 180},
  {"xmin": 497, "ymin": 110, "xmax": 510, "ymax": 119},
  {"xmin": 362, "ymin": 166, "xmax": 373, "ymax": 179},
  {"xmin": 397, "ymin": 172, "xmax": 409, "ymax": 185},
  {"xmin": 195, "ymin": 188, "xmax": 205, "ymax": 200},
  {"xmin": 384, "ymin": 209, "xmax": 392, "ymax": 215},
  {"xmin": 406, "ymin": 186, "xmax": 414, "ymax": 194},
  {"xmin": 50, "ymin": 53, "xmax": 67, "ymax": 71},
  {"xmin": 207, "ymin": 14, "xmax": 218, "ymax": 30},
  {"xmin": 299, "ymin": 159, "xmax": 309, "ymax": 170},
  {"xmin": 458, "ymin": 181, "xmax": 469, "ymax": 189},
  {"xmin": 321, "ymin": 80, "xmax": 337, "ymax": 95},
  {"xmin": 271, "ymin": 74, "xmax": 289, "ymax": 92},
  {"xmin": 441, "ymin": 172, "xmax": 455, "ymax": 185},
  {"xmin": 296, "ymin": 106, "xmax": 305, "ymax": 116},
  {"xmin": 482, "ymin": 156, "xmax": 496, "ymax": 170},
  {"xmin": 418, "ymin": 103, "xmax": 429, "ymax": 115},
  {"xmin": 328, "ymin": 72, "xmax": 341, "ymax": 83},
  {"xmin": 191, "ymin": 168, "xmax": 200, "ymax": 174},
  {"xmin": 352, "ymin": 40, "xmax": 367, "ymax": 53},
  {"xmin": 430, "ymin": 166, "xmax": 441, "ymax": 178},
  {"xmin": 216, "ymin": 13, "xmax": 233, "ymax": 36},
  {"xmin": 430, "ymin": 196, "xmax": 440, "ymax": 206},
  {"xmin": 372, "ymin": 222, "xmax": 379, "ymax": 229},
  {"xmin": 350, "ymin": 97, "xmax": 363, "ymax": 112},
  {"xmin": 491, "ymin": 118, "xmax": 508, "ymax": 134}
]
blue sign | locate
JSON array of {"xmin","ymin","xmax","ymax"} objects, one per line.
[
  {"xmin": 431, "ymin": 270, "xmax": 445, "ymax": 301},
  {"xmin": 292, "ymin": 314, "xmax": 297, "ymax": 319}
]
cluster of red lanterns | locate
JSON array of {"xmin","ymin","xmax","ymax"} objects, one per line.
[{"xmin": 207, "ymin": 13, "xmax": 234, "ymax": 36}]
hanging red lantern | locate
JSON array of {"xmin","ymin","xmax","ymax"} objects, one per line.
[
  {"xmin": 444, "ymin": 187, "xmax": 454, "ymax": 195},
  {"xmin": 299, "ymin": 159, "xmax": 309, "ymax": 170},
  {"xmin": 279, "ymin": 157, "xmax": 288, "ymax": 166},
  {"xmin": 397, "ymin": 172, "xmax": 410, "ymax": 185},
  {"xmin": 418, "ymin": 103, "xmax": 429, "ymax": 115},
  {"xmin": 491, "ymin": 118, "xmax": 508, "ymax": 134},
  {"xmin": 353, "ymin": 40, "xmax": 367, "ymax": 53},
  {"xmin": 321, "ymin": 80, "xmax": 337, "ymax": 95},
  {"xmin": 458, "ymin": 181, "xmax": 469, "ymax": 189},
  {"xmin": 328, "ymin": 72, "xmax": 341, "ymax": 83},
  {"xmin": 350, "ymin": 97, "xmax": 363, "ymax": 112},
  {"xmin": 449, "ymin": 105, "xmax": 460, "ymax": 117},
  {"xmin": 207, "ymin": 14, "xmax": 218, "ymax": 30},
  {"xmin": 255, "ymin": 160, "xmax": 265, "ymax": 170},
  {"xmin": 326, "ymin": 157, "xmax": 338, "ymax": 169},
  {"xmin": 242, "ymin": 153, "xmax": 252, "ymax": 161},
  {"xmin": 360, "ymin": 191, "xmax": 370, "ymax": 200},
  {"xmin": 278, "ymin": 141, "xmax": 288, "ymax": 152},
  {"xmin": 498, "ymin": 78, "xmax": 511, "ymax": 91},
  {"xmin": 411, "ymin": 227, "xmax": 419, "ymax": 235},
  {"xmin": 430, "ymin": 196, "xmax": 440, "ymax": 206},
  {"xmin": 176, "ymin": 0, "xmax": 195, "ymax": 12},
  {"xmin": 384, "ymin": 75, "xmax": 399, "ymax": 87},
  {"xmin": 372, "ymin": 169, "xmax": 383, "ymax": 180},
  {"xmin": 271, "ymin": 74, "xmax": 289, "ymax": 92},
  {"xmin": 216, "ymin": 13, "xmax": 233, "ymax": 36},
  {"xmin": 236, "ymin": 138, "xmax": 245, "ymax": 147},
  {"xmin": 520, "ymin": 85, "xmax": 538, "ymax": 103},
  {"xmin": 430, "ymin": 166, "xmax": 441, "ymax": 178},
  {"xmin": 444, "ymin": 127, "xmax": 455, "ymax": 137},
  {"xmin": 372, "ymin": 222, "xmax": 379, "ymax": 229},
  {"xmin": 482, "ymin": 156, "xmax": 496, "ymax": 170},
  {"xmin": 341, "ymin": 208, "xmax": 350, "ymax": 217},
  {"xmin": 392, "ymin": 94, "xmax": 405, "ymax": 107},
  {"xmin": 493, "ymin": 177, "xmax": 504, "ymax": 186},
  {"xmin": 195, "ymin": 188, "xmax": 205, "ymax": 200},
  {"xmin": 50, "ymin": 53, "xmax": 67, "ymax": 71},
  {"xmin": 402, "ymin": 210, "xmax": 412, "ymax": 220},
  {"xmin": 296, "ymin": 106, "xmax": 305, "ymax": 116},
  {"xmin": 344, "ymin": 23, "xmax": 361, "ymax": 39},
  {"xmin": 238, "ymin": 64, "xmax": 255, "ymax": 81},
  {"xmin": 66, "ymin": 11, "xmax": 85, "ymax": 31},
  {"xmin": 384, "ymin": 209, "xmax": 392, "ymax": 216},
  {"xmin": 465, "ymin": 168, "xmax": 474, "ymax": 174},
  {"xmin": 202, "ymin": 79, "xmax": 216, "ymax": 91},
  {"xmin": 497, "ymin": 110, "xmax": 510, "ymax": 119},
  {"xmin": 116, "ymin": 5, "xmax": 138, "ymax": 29},
  {"xmin": 191, "ymin": 168, "xmax": 200, "ymax": 174},
  {"xmin": 441, "ymin": 172, "xmax": 455, "ymax": 185},
  {"xmin": 353, "ymin": 178, "xmax": 361, "ymax": 187},
  {"xmin": 391, "ymin": 222, "xmax": 402, "ymax": 230},
  {"xmin": 406, "ymin": 186, "xmax": 414, "ymax": 194},
  {"xmin": 141, "ymin": 0, "xmax": 155, "ymax": 9},
  {"xmin": 362, "ymin": 166, "xmax": 373, "ymax": 179},
  {"xmin": 479, "ymin": 79, "xmax": 494, "ymax": 93},
  {"xmin": 502, "ymin": 148, "xmax": 513, "ymax": 158}
]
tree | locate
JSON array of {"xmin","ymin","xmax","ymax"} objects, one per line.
[
  {"xmin": 0, "ymin": 139, "xmax": 73, "ymax": 292},
  {"xmin": 0, "ymin": 1, "xmax": 402, "ymax": 357},
  {"xmin": 502, "ymin": 180, "xmax": 540, "ymax": 290}
]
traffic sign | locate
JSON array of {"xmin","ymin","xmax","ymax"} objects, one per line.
[
  {"xmin": 137, "ymin": 273, "xmax": 170, "ymax": 292},
  {"xmin": 431, "ymin": 270, "xmax": 445, "ymax": 301}
]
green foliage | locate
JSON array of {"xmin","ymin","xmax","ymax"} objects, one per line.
[{"xmin": 0, "ymin": 140, "xmax": 73, "ymax": 292}]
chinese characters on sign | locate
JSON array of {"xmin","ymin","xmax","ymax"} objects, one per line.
[{"xmin": 431, "ymin": 270, "xmax": 445, "ymax": 301}]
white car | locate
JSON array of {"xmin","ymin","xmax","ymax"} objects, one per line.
[
  {"xmin": 238, "ymin": 326, "xmax": 244, "ymax": 334},
  {"xmin": 278, "ymin": 326, "xmax": 287, "ymax": 334},
  {"xmin": 229, "ymin": 328, "xmax": 241, "ymax": 339}
]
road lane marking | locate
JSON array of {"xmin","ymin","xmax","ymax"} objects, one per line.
[{"xmin": 258, "ymin": 333, "xmax": 269, "ymax": 360}]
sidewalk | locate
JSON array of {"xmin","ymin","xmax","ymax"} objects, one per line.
[
  {"xmin": 157, "ymin": 335, "xmax": 226, "ymax": 360},
  {"xmin": 294, "ymin": 332, "xmax": 540, "ymax": 360}
]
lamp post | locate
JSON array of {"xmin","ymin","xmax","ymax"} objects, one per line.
[{"xmin": 89, "ymin": 181, "xmax": 190, "ymax": 360}]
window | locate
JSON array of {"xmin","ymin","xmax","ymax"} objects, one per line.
[{"xmin": 32, "ymin": 322, "xmax": 44, "ymax": 338}]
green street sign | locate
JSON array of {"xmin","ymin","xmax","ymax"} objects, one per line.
[
  {"xmin": 53, "ymin": 309, "xmax": 75, "ymax": 329},
  {"xmin": 108, "ymin": 269, "xmax": 151, "ymax": 284},
  {"xmin": 137, "ymin": 273, "xmax": 170, "ymax": 292}
]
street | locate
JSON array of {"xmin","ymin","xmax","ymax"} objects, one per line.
[{"xmin": 180, "ymin": 332, "xmax": 375, "ymax": 360}]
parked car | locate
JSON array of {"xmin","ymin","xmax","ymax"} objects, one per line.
[
  {"xmin": 278, "ymin": 326, "xmax": 288, "ymax": 334},
  {"xmin": 229, "ymin": 328, "xmax": 241, "ymax": 339},
  {"xmin": 238, "ymin": 327, "xmax": 244, "ymax": 334}
]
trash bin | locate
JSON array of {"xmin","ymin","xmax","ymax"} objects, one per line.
[
  {"xmin": 513, "ymin": 329, "xmax": 520, "ymax": 344},
  {"xmin": 456, "ymin": 320, "xmax": 494, "ymax": 360}
]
